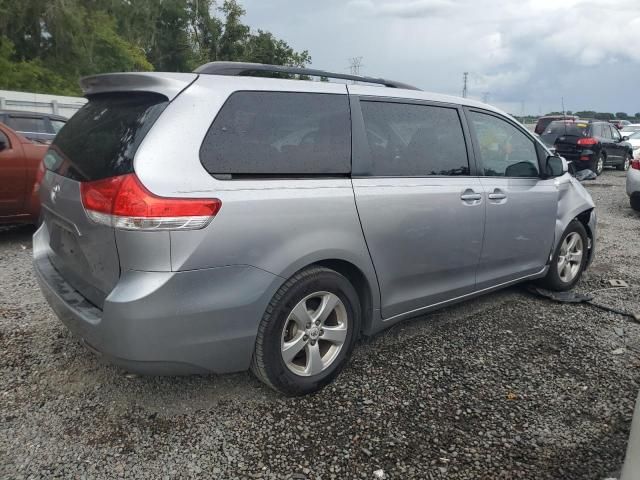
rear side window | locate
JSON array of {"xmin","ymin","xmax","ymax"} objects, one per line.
[
  {"xmin": 360, "ymin": 101, "xmax": 469, "ymax": 176},
  {"xmin": 46, "ymin": 93, "xmax": 168, "ymax": 181},
  {"xmin": 199, "ymin": 91, "xmax": 351, "ymax": 176},
  {"xmin": 6, "ymin": 116, "xmax": 47, "ymax": 133}
]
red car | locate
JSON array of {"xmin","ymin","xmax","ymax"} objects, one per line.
[{"xmin": 0, "ymin": 122, "xmax": 48, "ymax": 225}]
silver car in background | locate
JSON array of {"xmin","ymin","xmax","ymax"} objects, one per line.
[
  {"xmin": 627, "ymin": 153, "xmax": 640, "ymax": 211},
  {"xmin": 33, "ymin": 62, "xmax": 597, "ymax": 395}
]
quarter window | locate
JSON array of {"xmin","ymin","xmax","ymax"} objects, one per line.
[
  {"xmin": 469, "ymin": 111, "xmax": 539, "ymax": 177},
  {"xmin": 200, "ymin": 91, "xmax": 351, "ymax": 176},
  {"xmin": 360, "ymin": 101, "xmax": 469, "ymax": 176}
]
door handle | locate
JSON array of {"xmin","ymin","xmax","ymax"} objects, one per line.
[
  {"xmin": 488, "ymin": 188, "xmax": 507, "ymax": 201},
  {"xmin": 460, "ymin": 192, "xmax": 482, "ymax": 202},
  {"xmin": 460, "ymin": 188, "xmax": 482, "ymax": 204},
  {"xmin": 488, "ymin": 193, "xmax": 507, "ymax": 200}
]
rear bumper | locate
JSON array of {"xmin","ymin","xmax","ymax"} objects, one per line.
[{"xmin": 33, "ymin": 227, "xmax": 281, "ymax": 375}]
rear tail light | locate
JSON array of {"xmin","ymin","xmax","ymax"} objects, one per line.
[
  {"xmin": 80, "ymin": 173, "xmax": 221, "ymax": 231},
  {"xmin": 33, "ymin": 160, "xmax": 46, "ymax": 193},
  {"xmin": 579, "ymin": 156, "xmax": 590, "ymax": 161},
  {"xmin": 632, "ymin": 159, "xmax": 640, "ymax": 170},
  {"xmin": 577, "ymin": 137, "xmax": 598, "ymax": 146}
]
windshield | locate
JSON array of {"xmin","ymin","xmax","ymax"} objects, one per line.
[{"xmin": 630, "ymin": 131, "xmax": 640, "ymax": 140}]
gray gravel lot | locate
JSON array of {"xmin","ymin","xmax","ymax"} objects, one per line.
[{"xmin": 1, "ymin": 170, "xmax": 640, "ymax": 479}]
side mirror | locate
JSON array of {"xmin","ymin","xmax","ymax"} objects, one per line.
[
  {"xmin": 545, "ymin": 155, "xmax": 567, "ymax": 178},
  {"xmin": 0, "ymin": 140, "xmax": 7, "ymax": 152},
  {"xmin": 623, "ymin": 136, "xmax": 629, "ymax": 141}
]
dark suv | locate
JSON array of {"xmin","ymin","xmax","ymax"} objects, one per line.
[
  {"xmin": 541, "ymin": 120, "xmax": 633, "ymax": 175},
  {"xmin": 0, "ymin": 110, "xmax": 67, "ymax": 144}
]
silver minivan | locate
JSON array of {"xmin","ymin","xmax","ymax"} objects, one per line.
[{"xmin": 34, "ymin": 62, "xmax": 597, "ymax": 395}]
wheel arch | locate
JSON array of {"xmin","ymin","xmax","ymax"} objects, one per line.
[
  {"xmin": 272, "ymin": 254, "xmax": 381, "ymax": 338},
  {"xmin": 314, "ymin": 259, "xmax": 376, "ymax": 336}
]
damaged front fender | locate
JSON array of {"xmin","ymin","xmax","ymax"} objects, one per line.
[{"xmin": 552, "ymin": 174, "xmax": 597, "ymax": 267}]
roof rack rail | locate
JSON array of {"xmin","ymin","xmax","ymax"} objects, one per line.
[{"xmin": 194, "ymin": 61, "xmax": 421, "ymax": 91}]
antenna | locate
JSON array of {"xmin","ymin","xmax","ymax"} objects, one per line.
[
  {"xmin": 561, "ymin": 96, "xmax": 566, "ymax": 117},
  {"xmin": 462, "ymin": 72, "xmax": 469, "ymax": 98}
]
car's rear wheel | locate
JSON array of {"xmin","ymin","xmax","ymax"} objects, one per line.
[
  {"xmin": 617, "ymin": 154, "xmax": 631, "ymax": 171},
  {"xmin": 594, "ymin": 154, "xmax": 605, "ymax": 176},
  {"xmin": 631, "ymin": 194, "xmax": 640, "ymax": 212},
  {"xmin": 537, "ymin": 220, "xmax": 588, "ymax": 291},
  {"xmin": 251, "ymin": 266, "xmax": 360, "ymax": 396}
]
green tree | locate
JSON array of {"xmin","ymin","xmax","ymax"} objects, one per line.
[
  {"xmin": 0, "ymin": 0, "xmax": 311, "ymax": 95},
  {"xmin": 615, "ymin": 112, "xmax": 629, "ymax": 120},
  {"xmin": 594, "ymin": 112, "xmax": 614, "ymax": 120}
]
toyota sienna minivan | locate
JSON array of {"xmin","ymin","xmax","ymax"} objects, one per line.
[{"xmin": 34, "ymin": 62, "xmax": 597, "ymax": 395}]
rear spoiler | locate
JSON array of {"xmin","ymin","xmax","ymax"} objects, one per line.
[{"xmin": 79, "ymin": 72, "xmax": 198, "ymax": 101}]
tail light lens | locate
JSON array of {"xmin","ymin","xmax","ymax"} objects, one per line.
[
  {"xmin": 577, "ymin": 137, "xmax": 598, "ymax": 146},
  {"xmin": 33, "ymin": 160, "xmax": 46, "ymax": 193},
  {"xmin": 632, "ymin": 159, "xmax": 640, "ymax": 170},
  {"xmin": 80, "ymin": 173, "xmax": 221, "ymax": 231}
]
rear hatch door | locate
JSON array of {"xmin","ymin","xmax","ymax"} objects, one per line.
[
  {"xmin": 40, "ymin": 91, "xmax": 171, "ymax": 308},
  {"xmin": 544, "ymin": 121, "xmax": 590, "ymax": 160}
]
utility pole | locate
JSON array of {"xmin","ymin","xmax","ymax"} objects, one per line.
[
  {"xmin": 462, "ymin": 72, "xmax": 469, "ymax": 98},
  {"xmin": 482, "ymin": 91, "xmax": 490, "ymax": 103},
  {"xmin": 561, "ymin": 96, "xmax": 566, "ymax": 117},
  {"xmin": 348, "ymin": 57, "xmax": 363, "ymax": 79}
]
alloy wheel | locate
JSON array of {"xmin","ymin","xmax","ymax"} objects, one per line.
[
  {"xmin": 557, "ymin": 232, "xmax": 584, "ymax": 283},
  {"xmin": 596, "ymin": 156, "xmax": 604, "ymax": 175},
  {"xmin": 280, "ymin": 291, "xmax": 348, "ymax": 376}
]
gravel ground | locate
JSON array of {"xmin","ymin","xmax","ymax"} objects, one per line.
[{"xmin": 1, "ymin": 169, "xmax": 640, "ymax": 479}]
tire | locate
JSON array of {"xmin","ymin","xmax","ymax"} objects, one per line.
[
  {"xmin": 631, "ymin": 194, "xmax": 640, "ymax": 212},
  {"xmin": 617, "ymin": 154, "xmax": 631, "ymax": 171},
  {"xmin": 251, "ymin": 266, "xmax": 361, "ymax": 396},
  {"xmin": 594, "ymin": 154, "xmax": 605, "ymax": 176},
  {"xmin": 537, "ymin": 220, "xmax": 589, "ymax": 291}
]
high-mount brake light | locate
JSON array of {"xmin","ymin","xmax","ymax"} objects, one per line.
[{"xmin": 80, "ymin": 174, "xmax": 221, "ymax": 231}]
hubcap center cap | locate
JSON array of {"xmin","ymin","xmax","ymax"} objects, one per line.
[{"xmin": 308, "ymin": 327, "xmax": 320, "ymax": 340}]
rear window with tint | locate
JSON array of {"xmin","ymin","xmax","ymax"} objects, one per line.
[
  {"xmin": 199, "ymin": 91, "xmax": 351, "ymax": 177},
  {"xmin": 46, "ymin": 93, "xmax": 167, "ymax": 181},
  {"xmin": 544, "ymin": 121, "xmax": 589, "ymax": 136}
]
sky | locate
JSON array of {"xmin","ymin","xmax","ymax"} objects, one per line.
[{"xmin": 241, "ymin": 0, "xmax": 640, "ymax": 116}]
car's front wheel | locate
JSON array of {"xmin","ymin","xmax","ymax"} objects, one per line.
[
  {"xmin": 251, "ymin": 266, "xmax": 360, "ymax": 396},
  {"xmin": 537, "ymin": 220, "xmax": 589, "ymax": 291}
]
